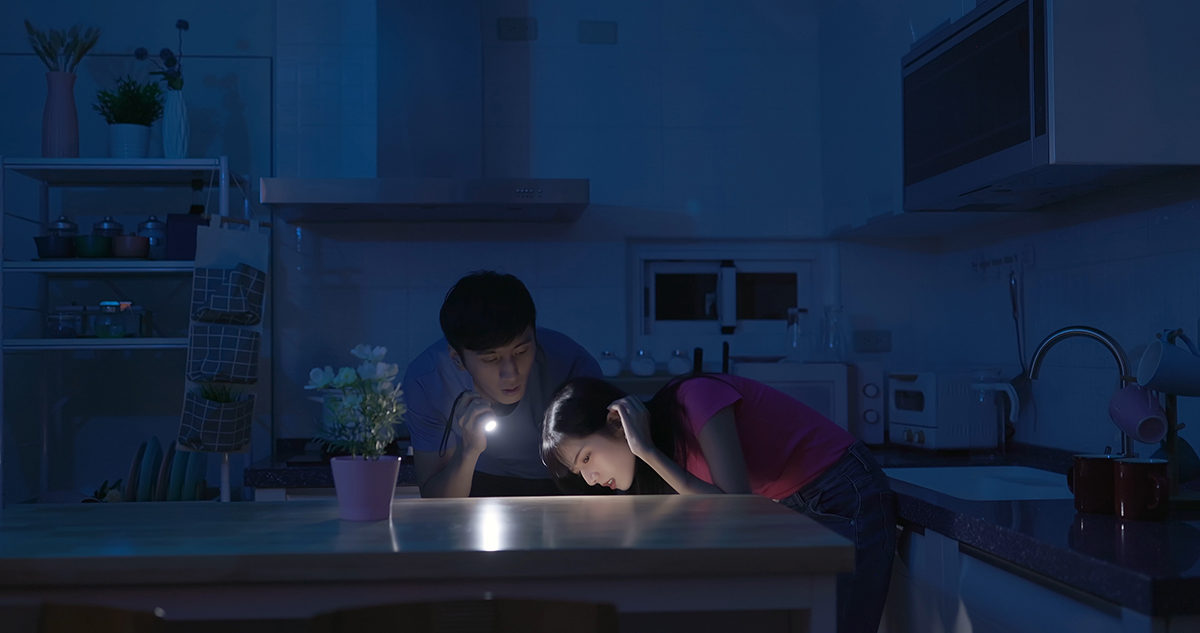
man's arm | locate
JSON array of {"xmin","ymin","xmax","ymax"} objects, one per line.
[
  {"xmin": 413, "ymin": 445, "xmax": 479, "ymax": 498},
  {"xmin": 411, "ymin": 392, "xmax": 493, "ymax": 498}
]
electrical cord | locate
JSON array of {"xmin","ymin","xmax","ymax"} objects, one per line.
[{"xmin": 439, "ymin": 390, "xmax": 471, "ymax": 457}]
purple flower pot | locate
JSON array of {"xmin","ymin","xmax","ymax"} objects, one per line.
[{"xmin": 330, "ymin": 455, "xmax": 401, "ymax": 521}]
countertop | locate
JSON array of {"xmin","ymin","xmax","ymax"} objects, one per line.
[
  {"xmin": 873, "ymin": 444, "xmax": 1200, "ymax": 617},
  {"xmin": 244, "ymin": 442, "xmax": 1200, "ymax": 616},
  {"xmin": 0, "ymin": 495, "xmax": 852, "ymax": 589}
]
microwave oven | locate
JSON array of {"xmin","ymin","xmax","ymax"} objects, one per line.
[
  {"xmin": 902, "ymin": 0, "xmax": 1200, "ymax": 212},
  {"xmin": 732, "ymin": 362, "xmax": 886, "ymax": 445}
]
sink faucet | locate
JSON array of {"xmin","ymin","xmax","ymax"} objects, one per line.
[{"xmin": 1028, "ymin": 325, "xmax": 1135, "ymax": 457}]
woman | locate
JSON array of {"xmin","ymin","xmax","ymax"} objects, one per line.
[{"xmin": 541, "ymin": 374, "xmax": 896, "ymax": 633}]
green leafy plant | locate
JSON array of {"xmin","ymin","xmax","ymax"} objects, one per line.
[
  {"xmin": 90, "ymin": 478, "xmax": 123, "ymax": 502},
  {"xmin": 93, "ymin": 76, "xmax": 164, "ymax": 126},
  {"xmin": 307, "ymin": 345, "xmax": 406, "ymax": 459},
  {"xmin": 25, "ymin": 20, "xmax": 101, "ymax": 73},
  {"xmin": 195, "ymin": 383, "xmax": 242, "ymax": 403}
]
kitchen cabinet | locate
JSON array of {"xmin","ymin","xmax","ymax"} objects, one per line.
[
  {"xmin": 0, "ymin": 157, "xmax": 231, "ymax": 508},
  {"xmin": 885, "ymin": 525, "xmax": 1199, "ymax": 633}
]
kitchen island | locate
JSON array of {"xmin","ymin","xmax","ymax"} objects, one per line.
[{"xmin": 0, "ymin": 495, "xmax": 851, "ymax": 631}]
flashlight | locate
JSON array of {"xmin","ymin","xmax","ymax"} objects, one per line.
[{"xmin": 484, "ymin": 417, "xmax": 497, "ymax": 433}]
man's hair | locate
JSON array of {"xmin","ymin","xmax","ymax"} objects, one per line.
[{"xmin": 440, "ymin": 270, "xmax": 537, "ymax": 353}]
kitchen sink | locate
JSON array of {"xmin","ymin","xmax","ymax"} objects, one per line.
[{"xmin": 885, "ymin": 466, "xmax": 1074, "ymax": 501}]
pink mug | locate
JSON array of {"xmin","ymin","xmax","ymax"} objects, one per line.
[{"xmin": 1108, "ymin": 384, "xmax": 1167, "ymax": 444}]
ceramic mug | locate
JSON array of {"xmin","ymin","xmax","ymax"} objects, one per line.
[
  {"xmin": 1114, "ymin": 458, "xmax": 1169, "ymax": 521},
  {"xmin": 1107, "ymin": 384, "xmax": 1167, "ymax": 444},
  {"xmin": 1137, "ymin": 332, "xmax": 1200, "ymax": 397},
  {"xmin": 1066, "ymin": 453, "xmax": 1119, "ymax": 514}
]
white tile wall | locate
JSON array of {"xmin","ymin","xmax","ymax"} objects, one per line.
[{"xmin": 842, "ymin": 199, "xmax": 1200, "ymax": 455}]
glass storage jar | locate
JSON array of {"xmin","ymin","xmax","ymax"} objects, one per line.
[{"xmin": 94, "ymin": 301, "xmax": 128, "ymax": 338}]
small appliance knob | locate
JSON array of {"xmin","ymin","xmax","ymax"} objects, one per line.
[
  {"xmin": 863, "ymin": 409, "xmax": 880, "ymax": 424},
  {"xmin": 916, "ymin": 430, "xmax": 926, "ymax": 444},
  {"xmin": 862, "ymin": 383, "xmax": 880, "ymax": 398},
  {"xmin": 903, "ymin": 429, "xmax": 913, "ymax": 442}
]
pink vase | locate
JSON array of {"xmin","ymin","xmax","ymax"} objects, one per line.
[
  {"xmin": 42, "ymin": 71, "xmax": 79, "ymax": 158},
  {"xmin": 330, "ymin": 455, "xmax": 401, "ymax": 521}
]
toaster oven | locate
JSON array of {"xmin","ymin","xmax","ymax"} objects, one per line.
[{"xmin": 888, "ymin": 371, "xmax": 1003, "ymax": 449}]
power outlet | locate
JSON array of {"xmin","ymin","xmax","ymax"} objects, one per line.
[{"xmin": 854, "ymin": 329, "xmax": 892, "ymax": 353}]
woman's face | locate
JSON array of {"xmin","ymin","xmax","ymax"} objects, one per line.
[{"xmin": 560, "ymin": 426, "xmax": 637, "ymax": 491}]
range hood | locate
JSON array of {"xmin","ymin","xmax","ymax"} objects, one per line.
[
  {"xmin": 259, "ymin": 178, "xmax": 589, "ymax": 223},
  {"xmin": 261, "ymin": 3, "xmax": 591, "ymax": 223}
]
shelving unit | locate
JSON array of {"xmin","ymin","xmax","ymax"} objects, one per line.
[
  {"xmin": 0, "ymin": 156, "xmax": 231, "ymax": 510},
  {"xmin": 4, "ymin": 260, "xmax": 196, "ymax": 274},
  {"xmin": 3, "ymin": 338, "xmax": 190, "ymax": 351}
]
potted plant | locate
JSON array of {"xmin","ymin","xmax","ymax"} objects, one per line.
[
  {"xmin": 307, "ymin": 345, "xmax": 406, "ymax": 521},
  {"xmin": 93, "ymin": 76, "xmax": 163, "ymax": 158},
  {"xmin": 135, "ymin": 19, "xmax": 190, "ymax": 158},
  {"xmin": 24, "ymin": 20, "xmax": 101, "ymax": 158}
]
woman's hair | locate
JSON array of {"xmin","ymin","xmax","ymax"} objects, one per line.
[{"xmin": 541, "ymin": 375, "xmax": 701, "ymax": 495}]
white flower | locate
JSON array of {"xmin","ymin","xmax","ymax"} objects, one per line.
[
  {"xmin": 305, "ymin": 366, "xmax": 335, "ymax": 390},
  {"xmin": 357, "ymin": 360, "xmax": 392, "ymax": 381},
  {"xmin": 350, "ymin": 344, "xmax": 388, "ymax": 362},
  {"xmin": 341, "ymin": 393, "xmax": 364, "ymax": 410},
  {"xmin": 331, "ymin": 366, "xmax": 358, "ymax": 388}
]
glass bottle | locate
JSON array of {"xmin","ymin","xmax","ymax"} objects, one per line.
[
  {"xmin": 784, "ymin": 307, "xmax": 811, "ymax": 362},
  {"xmin": 668, "ymin": 349, "xmax": 693, "ymax": 375},
  {"xmin": 137, "ymin": 215, "xmax": 168, "ymax": 260},
  {"xmin": 95, "ymin": 301, "xmax": 127, "ymax": 338},
  {"xmin": 598, "ymin": 351, "xmax": 623, "ymax": 378},
  {"xmin": 816, "ymin": 305, "xmax": 851, "ymax": 362},
  {"xmin": 630, "ymin": 349, "xmax": 657, "ymax": 377}
]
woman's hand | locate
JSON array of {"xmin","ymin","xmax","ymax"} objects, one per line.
[{"xmin": 609, "ymin": 396, "xmax": 655, "ymax": 459}]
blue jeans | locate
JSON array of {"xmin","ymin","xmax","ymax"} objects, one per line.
[{"xmin": 780, "ymin": 442, "xmax": 897, "ymax": 633}]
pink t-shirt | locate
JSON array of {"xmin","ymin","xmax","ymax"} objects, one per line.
[{"xmin": 674, "ymin": 374, "xmax": 857, "ymax": 500}]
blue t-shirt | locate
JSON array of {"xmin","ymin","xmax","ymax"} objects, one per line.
[{"xmin": 401, "ymin": 327, "xmax": 601, "ymax": 479}]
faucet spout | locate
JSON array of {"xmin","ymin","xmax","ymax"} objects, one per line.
[{"xmin": 1027, "ymin": 326, "xmax": 1134, "ymax": 457}]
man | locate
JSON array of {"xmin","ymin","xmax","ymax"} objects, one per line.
[{"xmin": 402, "ymin": 271, "xmax": 601, "ymax": 497}]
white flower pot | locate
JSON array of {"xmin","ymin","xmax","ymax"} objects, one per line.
[
  {"xmin": 109, "ymin": 123, "xmax": 151, "ymax": 158},
  {"xmin": 162, "ymin": 90, "xmax": 189, "ymax": 159}
]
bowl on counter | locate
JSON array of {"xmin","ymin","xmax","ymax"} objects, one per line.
[
  {"xmin": 33, "ymin": 235, "xmax": 76, "ymax": 259},
  {"xmin": 74, "ymin": 235, "xmax": 112, "ymax": 258},
  {"xmin": 111, "ymin": 235, "xmax": 150, "ymax": 258}
]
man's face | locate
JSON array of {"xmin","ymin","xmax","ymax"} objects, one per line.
[{"xmin": 450, "ymin": 325, "xmax": 537, "ymax": 405}]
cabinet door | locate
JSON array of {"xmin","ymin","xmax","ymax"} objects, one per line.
[{"xmin": 957, "ymin": 551, "xmax": 1124, "ymax": 633}]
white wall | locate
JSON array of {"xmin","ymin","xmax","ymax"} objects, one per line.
[{"xmin": 273, "ymin": 0, "xmax": 828, "ymax": 440}]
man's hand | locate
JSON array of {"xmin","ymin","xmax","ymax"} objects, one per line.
[{"xmin": 456, "ymin": 391, "xmax": 494, "ymax": 457}]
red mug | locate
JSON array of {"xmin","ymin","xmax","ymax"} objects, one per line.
[
  {"xmin": 1066, "ymin": 453, "xmax": 1118, "ymax": 514},
  {"xmin": 1114, "ymin": 458, "xmax": 1169, "ymax": 521}
]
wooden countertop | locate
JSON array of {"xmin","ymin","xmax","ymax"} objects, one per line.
[{"xmin": 0, "ymin": 495, "xmax": 853, "ymax": 589}]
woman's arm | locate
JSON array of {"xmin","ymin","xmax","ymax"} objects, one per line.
[{"xmin": 610, "ymin": 400, "xmax": 752, "ymax": 495}]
